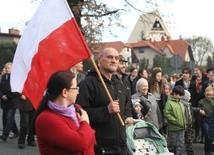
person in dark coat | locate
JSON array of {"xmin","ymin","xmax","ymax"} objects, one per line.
[
  {"xmin": 17, "ymin": 94, "xmax": 36, "ymax": 149},
  {"xmin": 0, "ymin": 62, "xmax": 19, "ymax": 141},
  {"xmin": 207, "ymin": 106, "xmax": 214, "ymax": 155},
  {"xmin": 115, "ymin": 55, "xmax": 130, "ymax": 90},
  {"xmin": 175, "ymin": 67, "xmax": 192, "ymax": 90},
  {"xmin": 127, "ymin": 67, "xmax": 139, "ymax": 95},
  {"xmin": 76, "ymin": 47, "xmax": 133, "ymax": 155},
  {"xmin": 189, "ymin": 66, "xmax": 209, "ymax": 143}
]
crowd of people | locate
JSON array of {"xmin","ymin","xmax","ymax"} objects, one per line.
[{"xmin": 0, "ymin": 47, "xmax": 214, "ymax": 155}]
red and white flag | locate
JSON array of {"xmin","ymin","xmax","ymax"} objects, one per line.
[{"xmin": 11, "ymin": 0, "xmax": 91, "ymax": 109}]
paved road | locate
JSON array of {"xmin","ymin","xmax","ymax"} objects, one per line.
[
  {"xmin": 0, "ymin": 110, "xmax": 206, "ymax": 155},
  {"xmin": 193, "ymin": 143, "xmax": 205, "ymax": 155},
  {"xmin": 0, "ymin": 110, "xmax": 39, "ymax": 155}
]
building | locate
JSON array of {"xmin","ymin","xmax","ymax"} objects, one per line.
[
  {"xmin": 0, "ymin": 28, "xmax": 21, "ymax": 43},
  {"xmin": 127, "ymin": 10, "xmax": 171, "ymax": 43},
  {"xmin": 131, "ymin": 38, "xmax": 194, "ymax": 73}
]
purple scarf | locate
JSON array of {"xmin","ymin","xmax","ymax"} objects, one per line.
[{"xmin": 47, "ymin": 101, "xmax": 80, "ymax": 128}]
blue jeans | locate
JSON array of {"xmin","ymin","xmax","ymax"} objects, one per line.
[
  {"xmin": 3, "ymin": 108, "xmax": 19, "ymax": 137},
  {"xmin": 202, "ymin": 118, "xmax": 213, "ymax": 155}
]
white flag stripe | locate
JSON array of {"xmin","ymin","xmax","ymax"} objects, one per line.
[{"xmin": 11, "ymin": 0, "xmax": 74, "ymax": 92}]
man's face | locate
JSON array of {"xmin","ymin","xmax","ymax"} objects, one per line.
[
  {"xmin": 140, "ymin": 70, "xmax": 149, "ymax": 79},
  {"xmin": 208, "ymin": 71, "xmax": 214, "ymax": 82},
  {"xmin": 117, "ymin": 61, "xmax": 126, "ymax": 74},
  {"xmin": 5, "ymin": 64, "xmax": 12, "ymax": 74},
  {"xmin": 194, "ymin": 68, "xmax": 202, "ymax": 77},
  {"xmin": 205, "ymin": 90, "xmax": 213, "ymax": 101},
  {"xmin": 99, "ymin": 48, "xmax": 119, "ymax": 73},
  {"xmin": 75, "ymin": 62, "xmax": 83, "ymax": 72},
  {"xmin": 182, "ymin": 70, "xmax": 190, "ymax": 80}
]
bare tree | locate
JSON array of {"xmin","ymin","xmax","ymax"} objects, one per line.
[{"xmin": 186, "ymin": 36, "xmax": 214, "ymax": 66}]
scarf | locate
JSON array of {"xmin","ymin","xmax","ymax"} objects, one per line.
[
  {"xmin": 48, "ymin": 101, "xmax": 80, "ymax": 128},
  {"xmin": 196, "ymin": 78, "xmax": 202, "ymax": 93}
]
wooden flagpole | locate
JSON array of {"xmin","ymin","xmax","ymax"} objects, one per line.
[{"xmin": 90, "ymin": 56, "xmax": 125, "ymax": 126}]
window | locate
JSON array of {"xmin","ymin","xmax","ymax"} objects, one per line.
[{"xmin": 139, "ymin": 47, "xmax": 144, "ymax": 53}]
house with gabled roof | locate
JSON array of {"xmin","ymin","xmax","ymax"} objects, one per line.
[
  {"xmin": 130, "ymin": 37, "xmax": 194, "ymax": 72},
  {"xmin": 128, "ymin": 10, "xmax": 171, "ymax": 43}
]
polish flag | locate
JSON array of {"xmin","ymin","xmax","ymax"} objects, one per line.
[{"xmin": 10, "ymin": 0, "xmax": 91, "ymax": 109}]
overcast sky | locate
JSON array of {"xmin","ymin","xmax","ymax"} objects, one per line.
[{"xmin": 0, "ymin": 0, "xmax": 214, "ymax": 43}]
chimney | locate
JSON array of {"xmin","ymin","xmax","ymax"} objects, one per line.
[{"xmin": 8, "ymin": 28, "xmax": 20, "ymax": 35}]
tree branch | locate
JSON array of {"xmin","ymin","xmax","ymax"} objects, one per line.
[{"xmin": 82, "ymin": 9, "xmax": 121, "ymax": 17}]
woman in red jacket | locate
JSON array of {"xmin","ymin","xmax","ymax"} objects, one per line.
[{"xmin": 35, "ymin": 70, "xmax": 96, "ymax": 155}]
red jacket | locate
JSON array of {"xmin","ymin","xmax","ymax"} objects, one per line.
[{"xmin": 36, "ymin": 109, "xmax": 96, "ymax": 155}]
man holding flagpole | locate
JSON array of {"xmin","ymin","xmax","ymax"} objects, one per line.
[{"xmin": 76, "ymin": 47, "xmax": 133, "ymax": 155}]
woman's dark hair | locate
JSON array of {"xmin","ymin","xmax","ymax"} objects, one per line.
[
  {"xmin": 182, "ymin": 67, "xmax": 192, "ymax": 75},
  {"xmin": 138, "ymin": 68, "xmax": 149, "ymax": 78},
  {"xmin": 172, "ymin": 85, "xmax": 185, "ymax": 96},
  {"xmin": 32, "ymin": 70, "xmax": 75, "ymax": 133},
  {"xmin": 149, "ymin": 67, "xmax": 165, "ymax": 94},
  {"xmin": 129, "ymin": 66, "xmax": 138, "ymax": 73}
]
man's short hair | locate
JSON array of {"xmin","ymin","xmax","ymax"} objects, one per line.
[
  {"xmin": 182, "ymin": 67, "xmax": 191, "ymax": 75},
  {"xmin": 172, "ymin": 85, "xmax": 185, "ymax": 96}
]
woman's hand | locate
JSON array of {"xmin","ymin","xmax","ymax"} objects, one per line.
[{"xmin": 77, "ymin": 109, "xmax": 90, "ymax": 124}]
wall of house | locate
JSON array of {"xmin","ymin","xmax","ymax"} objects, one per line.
[
  {"xmin": 170, "ymin": 55, "xmax": 184, "ymax": 73},
  {"xmin": 0, "ymin": 35, "xmax": 18, "ymax": 43},
  {"xmin": 127, "ymin": 11, "xmax": 171, "ymax": 43},
  {"xmin": 163, "ymin": 47, "xmax": 173, "ymax": 58},
  {"xmin": 120, "ymin": 47, "xmax": 132, "ymax": 63},
  {"xmin": 133, "ymin": 47, "xmax": 161, "ymax": 69}
]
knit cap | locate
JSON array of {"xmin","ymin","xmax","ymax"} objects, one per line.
[
  {"xmin": 131, "ymin": 99, "xmax": 142, "ymax": 108},
  {"xmin": 182, "ymin": 90, "xmax": 191, "ymax": 101}
]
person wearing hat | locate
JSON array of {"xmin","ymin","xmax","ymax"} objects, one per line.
[
  {"xmin": 131, "ymin": 99, "xmax": 144, "ymax": 120},
  {"xmin": 115, "ymin": 55, "xmax": 134, "ymax": 125},
  {"xmin": 115, "ymin": 55, "xmax": 130, "ymax": 92},
  {"xmin": 115, "ymin": 55, "xmax": 128, "ymax": 82}
]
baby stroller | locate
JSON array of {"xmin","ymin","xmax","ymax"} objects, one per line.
[{"xmin": 126, "ymin": 120, "xmax": 174, "ymax": 155}]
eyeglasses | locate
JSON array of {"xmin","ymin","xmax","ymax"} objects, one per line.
[{"xmin": 69, "ymin": 87, "xmax": 79, "ymax": 91}]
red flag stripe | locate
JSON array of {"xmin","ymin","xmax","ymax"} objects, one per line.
[{"xmin": 22, "ymin": 18, "xmax": 90, "ymax": 109}]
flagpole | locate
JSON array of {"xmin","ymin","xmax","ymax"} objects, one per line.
[{"xmin": 90, "ymin": 56, "xmax": 125, "ymax": 126}]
